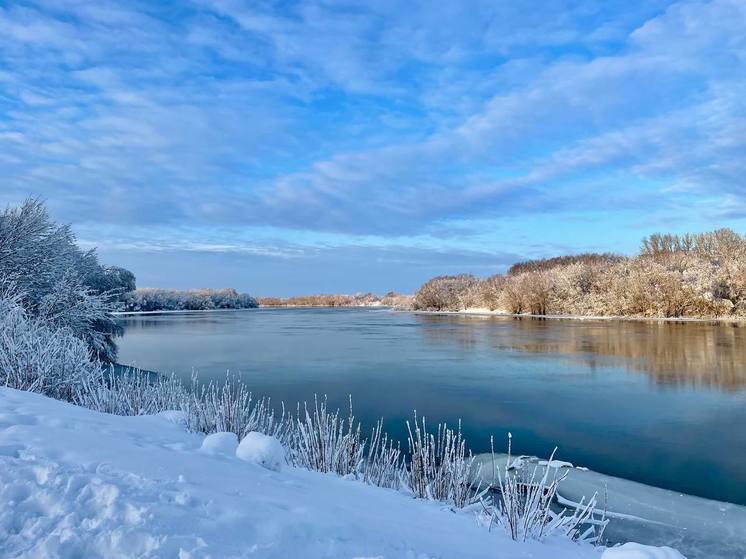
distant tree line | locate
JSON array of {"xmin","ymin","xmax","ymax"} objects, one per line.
[
  {"xmin": 123, "ymin": 288, "xmax": 257, "ymax": 312},
  {"xmin": 413, "ymin": 229, "xmax": 746, "ymax": 319},
  {"xmin": 257, "ymin": 292, "xmax": 411, "ymax": 308}
]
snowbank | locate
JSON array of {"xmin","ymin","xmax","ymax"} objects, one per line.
[
  {"xmin": 236, "ymin": 431, "xmax": 284, "ymax": 471},
  {"xmin": 199, "ymin": 432, "xmax": 238, "ymax": 456},
  {"xmin": 0, "ymin": 388, "xmax": 684, "ymax": 559}
]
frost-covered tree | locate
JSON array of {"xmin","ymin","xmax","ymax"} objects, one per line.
[
  {"xmin": 86, "ymin": 266, "xmax": 137, "ymax": 294},
  {"xmin": 0, "ymin": 198, "xmax": 131, "ymax": 361}
]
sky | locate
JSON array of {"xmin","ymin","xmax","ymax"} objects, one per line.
[{"xmin": 1, "ymin": 0, "xmax": 745, "ymax": 295}]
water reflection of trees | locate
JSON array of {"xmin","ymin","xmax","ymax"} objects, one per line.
[
  {"xmin": 117, "ymin": 315, "xmax": 231, "ymax": 331},
  {"xmin": 417, "ymin": 315, "xmax": 746, "ymax": 391}
]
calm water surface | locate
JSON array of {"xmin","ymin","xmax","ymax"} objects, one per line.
[{"xmin": 117, "ymin": 308, "xmax": 746, "ymax": 505}]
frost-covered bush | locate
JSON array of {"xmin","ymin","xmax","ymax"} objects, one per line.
[
  {"xmin": 0, "ymin": 199, "xmax": 129, "ymax": 361},
  {"xmin": 0, "ymin": 291, "xmax": 100, "ymax": 400},
  {"xmin": 363, "ymin": 420, "xmax": 406, "ymax": 490},
  {"xmin": 183, "ymin": 374, "xmax": 285, "ymax": 439},
  {"xmin": 406, "ymin": 414, "xmax": 482, "ymax": 508},
  {"xmin": 379, "ymin": 292, "xmax": 415, "ymax": 310},
  {"xmin": 413, "ymin": 274, "xmax": 483, "ymax": 311},
  {"xmin": 479, "ymin": 435, "xmax": 607, "ymax": 544},
  {"xmin": 286, "ymin": 396, "xmax": 364, "ymax": 476},
  {"xmin": 77, "ymin": 366, "xmax": 187, "ymax": 416},
  {"xmin": 36, "ymin": 272, "xmax": 122, "ymax": 361}
]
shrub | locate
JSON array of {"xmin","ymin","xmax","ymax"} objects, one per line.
[
  {"xmin": 478, "ymin": 435, "xmax": 607, "ymax": 544},
  {"xmin": 364, "ymin": 420, "xmax": 405, "ymax": 489},
  {"xmin": 499, "ymin": 272, "xmax": 553, "ymax": 315},
  {"xmin": 0, "ymin": 291, "xmax": 100, "ymax": 401},
  {"xmin": 406, "ymin": 414, "xmax": 483, "ymax": 508},
  {"xmin": 286, "ymin": 396, "xmax": 364, "ymax": 476},
  {"xmin": 77, "ymin": 366, "xmax": 187, "ymax": 416},
  {"xmin": 184, "ymin": 374, "xmax": 285, "ymax": 439},
  {"xmin": 379, "ymin": 292, "xmax": 415, "ymax": 309},
  {"xmin": 413, "ymin": 274, "xmax": 482, "ymax": 311}
]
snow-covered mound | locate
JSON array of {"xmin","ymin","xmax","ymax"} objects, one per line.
[
  {"xmin": 199, "ymin": 431, "xmax": 238, "ymax": 456},
  {"xmin": 471, "ymin": 453, "xmax": 746, "ymax": 559},
  {"xmin": 236, "ymin": 431, "xmax": 285, "ymax": 472},
  {"xmin": 0, "ymin": 388, "xmax": 681, "ymax": 559}
]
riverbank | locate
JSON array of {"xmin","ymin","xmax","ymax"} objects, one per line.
[
  {"xmin": 114, "ymin": 305, "xmax": 746, "ymax": 324},
  {"xmin": 114, "ymin": 305, "xmax": 746, "ymax": 328},
  {"xmin": 411, "ymin": 307, "xmax": 746, "ymax": 325},
  {"xmin": 258, "ymin": 303, "xmax": 384, "ymax": 309},
  {"xmin": 114, "ymin": 305, "xmax": 386, "ymax": 316},
  {"xmin": 114, "ymin": 308, "xmax": 259, "ymax": 316},
  {"xmin": 0, "ymin": 387, "xmax": 683, "ymax": 559}
]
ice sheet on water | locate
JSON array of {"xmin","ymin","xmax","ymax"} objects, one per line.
[
  {"xmin": 600, "ymin": 543, "xmax": 686, "ymax": 559},
  {"xmin": 471, "ymin": 453, "xmax": 746, "ymax": 559}
]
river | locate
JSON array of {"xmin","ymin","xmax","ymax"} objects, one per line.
[{"xmin": 116, "ymin": 307, "xmax": 746, "ymax": 506}]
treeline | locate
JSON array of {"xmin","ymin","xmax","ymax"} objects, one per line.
[
  {"xmin": 123, "ymin": 288, "xmax": 257, "ymax": 312},
  {"xmin": 257, "ymin": 292, "xmax": 412, "ymax": 308},
  {"xmin": 414, "ymin": 229, "xmax": 746, "ymax": 319},
  {"xmin": 0, "ymin": 199, "xmax": 136, "ymax": 361}
]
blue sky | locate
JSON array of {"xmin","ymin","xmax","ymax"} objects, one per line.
[{"xmin": 1, "ymin": 0, "xmax": 745, "ymax": 295}]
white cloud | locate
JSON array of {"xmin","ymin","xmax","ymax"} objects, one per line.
[{"xmin": 0, "ymin": 0, "xmax": 744, "ymax": 246}]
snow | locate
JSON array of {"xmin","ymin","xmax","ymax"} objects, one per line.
[
  {"xmin": 0, "ymin": 387, "xmax": 685, "ymax": 559},
  {"xmin": 236, "ymin": 431, "xmax": 284, "ymax": 472},
  {"xmin": 157, "ymin": 410, "xmax": 186, "ymax": 426},
  {"xmin": 472, "ymin": 453, "xmax": 746, "ymax": 559},
  {"xmin": 199, "ymin": 432, "xmax": 238, "ymax": 456},
  {"xmin": 601, "ymin": 543, "xmax": 686, "ymax": 559},
  {"xmin": 538, "ymin": 459, "xmax": 574, "ymax": 469}
]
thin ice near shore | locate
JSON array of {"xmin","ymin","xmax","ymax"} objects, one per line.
[
  {"xmin": 0, "ymin": 387, "xmax": 683, "ymax": 559},
  {"xmin": 470, "ymin": 453, "xmax": 746, "ymax": 559}
]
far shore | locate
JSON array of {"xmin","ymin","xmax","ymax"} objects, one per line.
[
  {"xmin": 116, "ymin": 305, "xmax": 746, "ymax": 324},
  {"xmin": 113, "ymin": 308, "xmax": 258, "ymax": 316},
  {"xmin": 412, "ymin": 307, "xmax": 746, "ymax": 325},
  {"xmin": 114, "ymin": 305, "xmax": 385, "ymax": 316}
]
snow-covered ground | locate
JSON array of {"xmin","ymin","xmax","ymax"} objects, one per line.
[{"xmin": 0, "ymin": 387, "xmax": 686, "ymax": 559}]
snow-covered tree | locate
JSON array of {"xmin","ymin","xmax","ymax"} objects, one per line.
[{"xmin": 0, "ymin": 199, "xmax": 132, "ymax": 361}]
